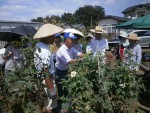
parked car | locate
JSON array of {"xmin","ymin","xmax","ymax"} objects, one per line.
[{"xmin": 128, "ymin": 30, "xmax": 150, "ymax": 48}]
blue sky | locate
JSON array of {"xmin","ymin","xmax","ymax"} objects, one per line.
[{"xmin": 0, "ymin": 0, "xmax": 148, "ymax": 21}]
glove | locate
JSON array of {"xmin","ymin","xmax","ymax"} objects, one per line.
[{"xmin": 49, "ymin": 89, "xmax": 57, "ymax": 99}]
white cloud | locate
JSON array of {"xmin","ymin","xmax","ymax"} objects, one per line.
[
  {"xmin": 0, "ymin": 5, "xmax": 27, "ymax": 11},
  {"xmin": 1, "ymin": 0, "xmax": 145, "ymax": 21},
  {"xmin": 105, "ymin": 0, "xmax": 117, "ymax": 4},
  {"xmin": 32, "ymin": 8, "xmax": 66, "ymax": 18}
]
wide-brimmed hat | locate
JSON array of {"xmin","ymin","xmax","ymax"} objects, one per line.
[
  {"xmin": 119, "ymin": 31, "xmax": 128, "ymax": 38},
  {"xmin": 85, "ymin": 33, "xmax": 94, "ymax": 39},
  {"xmin": 33, "ymin": 24, "xmax": 64, "ymax": 39},
  {"xmin": 128, "ymin": 33, "xmax": 140, "ymax": 40},
  {"xmin": 90, "ymin": 26, "xmax": 106, "ymax": 33}
]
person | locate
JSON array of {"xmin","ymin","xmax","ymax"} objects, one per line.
[
  {"xmin": 3, "ymin": 41, "xmax": 23, "ymax": 83},
  {"xmin": 33, "ymin": 23, "xmax": 64, "ymax": 113},
  {"xmin": 50, "ymin": 34, "xmax": 63, "ymax": 54},
  {"xmin": 72, "ymin": 37, "xmax": 83, "ymax": 53},
  {"xmin": 85, "ymin": 33, "xmax": 94, "ymax": 54},
  {"xmin": 118, "ymin": 31, "xmax": 129, "ymax": 61},
  {"xmin": 89, "ymin": 26, "xmax": 109, "ymax": 56},
  {"xmin": 49, "ymin": 34, "xmax": 63, "ymax": 76},
  {"xmin": 55, "ymin": 32, "xmax": 83, "ymax": 112},
  {"xmin": 125, "ymin": 33, "xmax": 142, "ymax": 71},
  {"xmin": 50, "ymin": 34, "xmax": 63, "ymax": 63}
]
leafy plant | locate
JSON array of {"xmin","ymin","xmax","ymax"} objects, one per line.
[
  {"xmin": 62, "ymin": 53, "xmax": 145, "ymax": 113},
  {"xmin": 0, "ymin": 37, "xmax": 44, "ymax": 113}
]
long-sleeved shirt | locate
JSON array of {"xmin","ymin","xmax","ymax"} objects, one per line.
[
  {"xmin": 124, "ymin": 43, "xmax": 142, "ymax": 70},
  {"xmin": 89, "ymin": 37, "xmax": 109, "ymax": 56}
]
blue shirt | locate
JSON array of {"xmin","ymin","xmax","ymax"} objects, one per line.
[{"xmin": 89, "ymin": 37, "xmax": 109, "ymax": 56}]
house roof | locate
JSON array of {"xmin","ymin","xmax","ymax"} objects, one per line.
[
  {"xmin": 122, "ymin": 3, "xmax": 150, "ymax": 13},
  {"xmin": 0, "ymin": 20, "xmax": 43, "ymax": 24},
  {"xmin": 102, "ymin": 15, "xmax": 129, "ymax": 21},
  {"xmin": 58, "ymin": 23, "xmax": 85, "ymax": 29}
]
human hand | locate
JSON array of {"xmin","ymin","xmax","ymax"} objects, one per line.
[
  {"xmin": 87, "ymin": 51, "xmax": 93, "ymax": 55},
  {"xmin": 7, "ymin": 51, "xmax": 13, "ymax": 57},
  {"xmin": 49, "ymin": 89, "xmax": 57, "ymax": 99},
  {"xmin": 9, "ymin": 51, "xmax": 13, "ymax": 54}
]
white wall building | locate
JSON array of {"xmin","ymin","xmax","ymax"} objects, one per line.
[
  {"xmin": 98, "ymin": 15, "xmax": 129, "ymax": 40},
  {"xmin": 122, "ymin": 3, "xmax": 150, "ymax": 19}
]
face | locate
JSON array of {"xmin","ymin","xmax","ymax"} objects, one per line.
[
  {"xmin": 95, "ymin": 33, "xmax": 102, "ymax": 40},
  {"xmin": 73, "ymin": 38, "xmax": 79, "ymax": 44},
  {"xmin": 11, "ymin": 41, "xmax": 21, "ymax": 48},
  {"xmin": 86, "ymin": 37, "xmax": 92, "ymax": 42},
  {"xmin": 129, "ymin": 40, "xmax": 136, "ymax": 44},
  {"xmin": 45, "ymin": 35, "xmax": 56, "ymax": 44},
  {"xmin": 55, "ymin": 37, "xmax": 62, "ymax": 48},
  {"xmin": 65, "ymin": 38, "xmax": 73, "ymax": 48},
  {"xmin": 119, "ymin": 36, "xmax": 126, "ymax": 41}
]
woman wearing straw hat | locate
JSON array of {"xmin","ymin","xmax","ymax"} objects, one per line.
[
  {"xmin": 33, "ymin": 24, "xmax": 64, "ymax": 113},
  {"xmin": 125, "ymin": 33, "xmax": 142, "ymax": 71}
]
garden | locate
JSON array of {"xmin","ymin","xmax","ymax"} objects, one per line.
[{"xmin": 0, "ymin": 36, "xmax": 149, "ymax": 113}]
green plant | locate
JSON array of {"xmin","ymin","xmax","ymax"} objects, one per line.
[
  {"xmin": 0, "ymin": 37, "xmax": 44, "ymax": 113},
  {"xmin": 62, "ymin": 53, "xmax": 145, "ymax": 113}
]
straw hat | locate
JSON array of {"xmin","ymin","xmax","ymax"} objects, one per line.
[
  {"xmin": 119, "ymin": 31, "xmax": 128, "ymax": 38},
  {"xmin": 33, "ymin": 24, "xmax": 64, "ymax": 39},
  {"xmin": 90, "ymin": 26, "xmax": 106, "ymax": 33},
  {"xmin": 128, "ymin": 33, "xmax": 140, "ymax": 40}
]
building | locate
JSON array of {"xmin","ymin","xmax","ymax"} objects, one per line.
[
  {"xmin": 122, "ymin": 3, "xmax": 150, "ymax": 19},
  {"xmin": 0, "ymin": 20, "xmax": 43, "ymax": 48},
  {"xmin": 98, "ymin": 15, "xmax": 129, "ymax": 40},
  {"xmin": 0, "ymin": 20, "xmax": 43, "ymax": 32}
]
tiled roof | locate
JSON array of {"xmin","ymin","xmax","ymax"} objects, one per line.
[
  {"xmin": 122, "ymin": 3, "xmax": 150, "ymax": 13},
  {"xmin": 102, "ymin": 15, "xmax": 129, "ymax": 21}
]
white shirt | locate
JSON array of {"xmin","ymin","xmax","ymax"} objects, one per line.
[
  {"xmin": 34, "ymin": 42, "xmax": 54, "ymax": 74},
  {"xmin": 125, "ymin": 43, "xmax": 142, "ymax": 65},
  {"xmin": 55, "ymin": 44, "xmax": 80, "ymax": 70},
  {"xmin": 89, "ymin": 37, "xmax": 109, "ymax": 55}
]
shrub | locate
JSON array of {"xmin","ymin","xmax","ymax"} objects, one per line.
[{"xmin": 62, "ymin": 53, "xmax": 145, "ymax": 113}]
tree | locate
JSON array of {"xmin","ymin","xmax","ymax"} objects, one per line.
[
  {"xmin": 31, "ymin": 17, "xmax": 44, "ymax": 22},
  {"xmin": 74, "ymin": 5, "xmax": 105, "ymax": 28},
  {"xmin": 61, "ymin": 13, "xmax": 78, "ymax": 24}
]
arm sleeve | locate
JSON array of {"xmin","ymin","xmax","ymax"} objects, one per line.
[
  {"xmin": 72, "ymin": 47, "xmax": 81, "ymax": 57},
  {"xmin": 105, "ymin": 39, "xmax": 109, "ymax": 50},
  {"xmin": 136, "ymin": 45, "xmax": 142, "ymax": 64},
  {"xmin": 57, "ymin": 50, "xmax": 72, "ymax": 64},
  {"xmin": 89, "ymin": 39, "xmax": 94, "ymax": 52},
  {"xmin": 3, "ymin": 46, "xmax": 12, "ymax": 56},
  {"xmin": 49, "ymin": 54, "xmax": 55, "ymax": 75}
]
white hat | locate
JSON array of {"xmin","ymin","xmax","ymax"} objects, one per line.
[
  {"xmin": 90, "ymin": 26, "xmax": 107, "ymax": 33},
  {"xmin": 128, "ymin": 33, "xmax": 140, "ymax": 40},
  {"xmin": 85, "ymin": 33, "xmax": 94, "ymax": 38},
  {"xmin": 119, "ymin": 31, "xmax": 128, "ymax": 38},
  {"xmin": 33, "ymin": 24, "xmax": 64, "ymax": 39}
]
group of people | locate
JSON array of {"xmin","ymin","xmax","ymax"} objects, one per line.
[
  {"xmin": 33, "ymin": 24, "xmax": 110, "ymax": 113},
  {"xmin": 118, "ymin": 31, "xmax": 142, "ymax": 70},
  {"xmin": 1, "ymin": 23, "xmax": 142, "ymax": 113}
]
